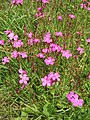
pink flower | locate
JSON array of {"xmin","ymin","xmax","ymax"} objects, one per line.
[
  {"xmin": 18, "ymin": 69, "xmax": 29, "ymax": 89},
  {"xmin": 44, "ymin": 32, "xmax": 51, "ymax": 38},
  {"xmin": 41, "ymin": 76, "xmax": 52, "ymax": 86},
  {"xmin": 67, "ymin": 91, "xmax": 84, "ymax": 107},
  {"xmin": 44, "ymin": 57, "xmax": 55, "ymax": 65},
  {"xmin": 4, "ymin": 30, "xmax": 12, "ymax": 35},
  {"xmin": 47, "ymin": 48, "xmax": 52, "ymax": 53},
  {"xmin": 19, "ymin": 74, "xmax": 29, "ymax": 85},
  {"xmin": 11, "ymin": 50, "xmax": 18, "ymax": 58},
  {"xmin": 13, "ymin": 40, "xmax": 23, "ymax": 48},
  {"xmin": 52, "ymin": 73, "xmax": 60, "ymax": 81},
  {"xmin": 16, "ymin": 0, "xmax": 23, "ymax": 4},
  {"xmin": 33, "ymin": 38, "xmax": 40, "ymax": 43},
  {"xmin": 28, "ymin": 32, "xmax": 33, "ymax": 38},
  {"xmin": 28, "ymin": 38, "xmax": 34, "ymax": 45},
  {"xmin": 35, "ymin": 12, "xmax": 44, "ymax": 18},
  {"xmin": 77, "ymin": 46, "xmax": 84, "ymax": 54},
  {"xmin": 50, "ymin": 43, "xmax": 61, "ymax": 52},
  {"xmin": 41, "ymin": 72, "xmax": 60, "ymax": 87},
  {"xmin": 11, "ymin": 0, "xmax": 23, "ymax": 5},
  {"xmin": 18, "ymin": 52, "xmax": 27, "ymax": 58},
  {"xmin": 55, "ymin": 32, "xmax": 63, "ymax": 37},
  {"xmin": 70, "ymin": 94, "xmax": 78, "ymax": 103},
  {"xmin": 11, "ymin": 0, "xmax": 15, "ymax": 4},
  {"xmin": 37, "ymin": 53, "xmax": 45, "ymax": 58},
  {"xmin": 76, "ymin": 31, "xmax": 81, "ymax": 35},
  {"xmin": 57, "ymin": 15, "xmax": 62, "ymax": 21},
  {"xmin": 42, "ymin": 48, "xmax": 48, "ymax": 53},
  {"xmin": 35, "ymin": 13, "xmax": 39, "ymax": 18},
  {"xmin": 71, "ymin": 97, "xmax": 83, "ymax": 107},
  {"xmin": 18, "ymin": 69, "xmax": 27, "ymax": 74},
  {"xmin": 48, "ymin": 16, "xmax": 51, "ymax": 21},
  {"xmin": 80, "ymin": 4, "xmax": 86, "ymax": 9},
  {"xmin": 43, "ymin": 32, "xmax": 52, "ymax": 43},
  {"xmin": 88, "ymin": 74, "xmax": 90, "ymax": 79},
  {"xmin": 48, "ymin": 72, "xmax": 60, "ymax": 81},
  {"xmin": 37, "ymin": 7, "xmax": 42, "ymax": 11},
  {"xmin": 43, "ymin": 38, "xmax": 52, "ymax": 43},
  {"xmin": 86, "ymin": 7, "xmax": 90, "ymax": 11},
  {"xmin": 61, "ymin": 50, "xmax": 72, "ymax": 59},
  {"xmin": 8, "ymin": 32, "xmax": 14, "ymax": 40},
  {"xmin": 13, "ymin": 34, "xmax": 18, "ymax": 41},
  {"xmin": 77, "ymin": 99, "xmax": 84, "ymax": 107},
  {"xmin": 2, "ymin": 57, "xmax": 10, "ymax": 64},
  {"xmin": 66, "ymin": 91, "xmax": 75, "ymax": 102},
  {"xmin": 86, "ymin": 38, "xmax": 90, "ymax": 43},
  {"xmin": 47, "ymin": 72, "xmax": 54, "ymax": 79},
  {"xmin": 69, "ymin": 14, "xmax": 76, "ymax": 19},
  {"xmin": 42, "ymin": 0, "xmax": 49, "ymax": 4},
  {"xmin": 0, "ymin": 40, "xmax": 4, "ymax": 46}
]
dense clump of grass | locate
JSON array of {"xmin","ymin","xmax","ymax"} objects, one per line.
[{"xmin": 0, "ymin": 0, "xmax": 90, "ymax": 119}]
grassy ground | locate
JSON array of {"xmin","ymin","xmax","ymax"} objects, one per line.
[{"xmin": 0, "ymin": 0, "xmax": 90, "ymax": 120}]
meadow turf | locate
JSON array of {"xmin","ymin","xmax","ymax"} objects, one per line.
[{"xmin": 0, "ymin": 0, "xmax": 90, "ymax": 120}]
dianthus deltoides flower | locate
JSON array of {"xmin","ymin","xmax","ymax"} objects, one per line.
[
  {"xmin": 88, "ymin": 74, "xmax": 90, "ymax": 79},
  {"xmin": 77, "ymin": 46, "xmax": 84, "ymax": 54},
  {"xmin": 50, "ymin": 43, "xmax": 61, "ymax": 52},
  {"xmin": 57, "ymin": 15, "xmax": 62, "ymax": 21},
  {"xmin": 42, "ymin": 0, "xmax": 49, "ymax": 4},
  {"xmin": 43, "ymin": 32, "xmax": 52, "ymax": 44},
  {"xmin": 61, "ymin": 50, "xmax": 72, "ymax": 59},
  {"xmin": 44, "ymin": 57, "xmax": 55, "ymax": 65},
  {"xmin": 37, "ymin": 53, "xmax": 45, "ymax": 58},
  {"xmin": 69, "ymin": 14, "xmax": 76, "ymax": 19},
  {"xmin": 86, "ymin": 38, "xmax": 90, "ymax": 43},
  {"xmin": 0, "ymin": 40, "xmax": 4, "ymax": 46},
  {"xmin": 11, "ymin": 0, "xmax": 23, "ymax": 5},
  {"xmin": 41, "ymin": 72, "xmax": 60, "ymax": 86},
  {"xmin": 11, "ymin": 50, "xmax": 18, "ymax": 58},
  {"xmin": 2, "ymin": 57, "xmax": 10, "ymax": 65},
  {"xmin": 18, "ymin": 52, "xmax": 27, "ymax": 58},
  {"xmin": 18, "ymin": 69, "xmax": 29, "ymax": 90},
  {"xmin": 55, "ymin": 31, "xmax": 63, "ymax": 37},
  {"xmin": 67, "ymin": 91, "xmax": 84, "ymax": 107},
  {"xmin": 13, "ymin": 40, "xmax": 23, "ymax": 48}
]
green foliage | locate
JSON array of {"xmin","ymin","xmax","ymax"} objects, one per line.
[{"xmin": 0, "ymin": 0, "xmax": 90, "ymax": 120}]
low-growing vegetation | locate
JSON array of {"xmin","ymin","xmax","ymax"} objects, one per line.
[{"xmin": 0, "ymin": 0, "xmax": 90, "ymax": 120}]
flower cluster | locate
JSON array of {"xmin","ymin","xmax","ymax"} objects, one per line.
[
  {"xmin": 18, "ymin": 69, "xmax": 29, "ymax": 89},
  {"xmin": 13, "ymin": 40, "xmax": 23, "ymax": 48},
  {"xmin": 50, "ymin": 43, "xmax": 61, "ymax": 52},
  {"xmin": 4, "ymin": 30, "xmax": 24, "ymax": 48},
  {"xmin": 11, "ymin": 0, "xmax": 23, "ymax": 5},
  {"xmin": 11, "ymin": 51, "xmax": 27, "ymax": 58},
  {"xmin": 41, "ymin": 72, "xmax": 60, "ymax": 86},
  {"xmin": 28, "ymin": 32, "xmax": 40, "ymax": 45},
  {"xmin": 81, "ymin": 2, "xmax": 90, "ymax": 11},
  {"xmin": 67, "ymin": 91, "xmax": 84, "ymax": 107}
]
